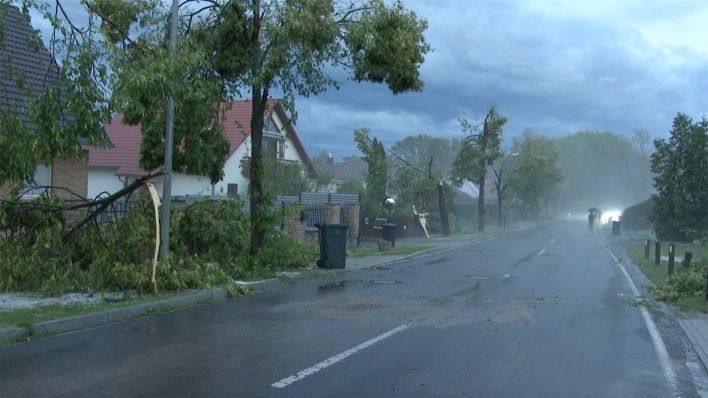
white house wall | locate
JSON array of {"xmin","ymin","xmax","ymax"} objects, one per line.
[
  {"xmin": 153, "ymin": 173, "xmax": 213, "ymax": 197},
  {"xmin": 88, "ymin": 167, "xmax": 124, "ymax": 199},
  {"xmin": 89, "ymin": 112, "xmax": 308, "ymax": 199},
  {"xmin": 213, "ymin": 135, "xmax": 250, "ymax": 197}
]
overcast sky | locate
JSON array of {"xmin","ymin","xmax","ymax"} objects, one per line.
[
  {"xmin": 294, "ymin": 0, "xmax": 708, "ymax": 159},
  {"xmin": 29, "ymin": 0, "xmax": 708, "ymax": 160}
]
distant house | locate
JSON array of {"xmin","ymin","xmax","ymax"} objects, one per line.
[
  {"xmin": 88, "ymin": 100, "xmax": 315, "ymax": 198},
  {"xmin": 312, "ymin": 154, "xmax": 368, "ymax": 193},
  {"xmin": 454, "ymin": 179, "xmax": 498, "ymax": 202},
  {"xmin": 0, "ymin": 5, "xmax": 105, "ymax": 200}
]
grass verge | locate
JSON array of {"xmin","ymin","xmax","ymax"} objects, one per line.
[
  {"xmin": 620, "ymin": 240, "xmax": 708, "ymax": 312},
  {"xmin": 0, "ymin": 291, "xmax": 188, "ymax": 329}
]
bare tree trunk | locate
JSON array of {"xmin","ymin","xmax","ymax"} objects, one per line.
[
  {"xmin": 497, "ymin": 192, "xmax": 502, "ymax": 227},
  {"xmin": 478, "ymin": 160, "xmax": 485, "ymax": 232},
  {"xmin": 249, "ymin": 90, "xmax": 268, "ymax": 256},
  {"xmin": 493, "ymin": 168, "xmax": 503, "ymax": 227},
  {"xmin": 437, "ymin": 181, "xmax": 449, "ymax": 236}
]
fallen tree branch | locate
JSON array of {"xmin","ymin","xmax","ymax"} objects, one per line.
[{"xmin": 62, "ymin": 172, "xmax": 164, "ymax": 244}]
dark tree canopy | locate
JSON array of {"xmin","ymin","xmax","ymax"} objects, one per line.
[{"xmin": 650, "ymin": 113, "xmax": 708, "ymax": 241}]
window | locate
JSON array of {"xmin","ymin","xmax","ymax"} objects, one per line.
[
  {"xmin": 263, "ymin": 138, "xmax": 279, "ymax": 160},
  {"xmin": 264, "ymin": 116, "xmax": 278, "ymax": 133},
  {"xmin": 22, "ymin": 163, "xmax": 51, "ymax": 199}
]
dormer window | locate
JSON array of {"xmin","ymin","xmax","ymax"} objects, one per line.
[
  {"xmin": 264, "ymin": 115, "xmax": 279, "ymax": 134},
  {"xmin": 262, "ymin": 115, "xmax": 285, "ymax": 160}
]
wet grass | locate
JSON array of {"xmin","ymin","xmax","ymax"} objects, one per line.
[
  {"xmin": 347, "ymin": 245, "xmax": 436, "ymax": 257},
  {"xmin": 621, "ymin": 240, "xmax": 708, "ymax": 313},
  {"xmin": 0, "ymin": 291, "xmax": 186, "ymax": 329}
]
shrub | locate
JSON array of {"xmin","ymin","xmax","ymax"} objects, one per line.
[
  {"xmin": 653, "ymin": 259, "xmax": 708, "ymax": 302},
  {"xmin": 173, "ymin": 198, "xmax": 248, "ymax": 265},
  {"xmin": 233, "ymin": 231, "xmax": 318, "ymax": 280}
]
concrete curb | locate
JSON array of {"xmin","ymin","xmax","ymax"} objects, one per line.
[
  {"xmin": 32, "ymin": 288, "xmax": 228, "ymax": 336},
  {"xmin": 0, "ymin": 326, "xmax": 26, "ymax": 341}
]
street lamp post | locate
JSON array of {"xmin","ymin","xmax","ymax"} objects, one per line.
[{"xmin": 159, "ymin": 0, "xmax": 179, "ymax": 259}]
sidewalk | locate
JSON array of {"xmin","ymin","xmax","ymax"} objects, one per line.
[
  {"xmin": 0, "ymin": 228, "xmax": 515, "ymax": 344},
  {"xmin": 678, "ymin": 316, "xmax": 708, "ymax": 372},
  {"xmin": 345, "ymin": 230, "xmax": 505, "ymax": 270}
]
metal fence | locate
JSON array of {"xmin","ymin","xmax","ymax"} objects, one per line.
[
  {"xmin": 91, "ymin": 199, "xmax": 131, "ymax": 225},
  {"xmin": 306, "ymin": 203, "xmax": 326, "ymax": 228},
  {"xmin": 88, "ymin": 192, "xmax": 357, "ymax": 230}
]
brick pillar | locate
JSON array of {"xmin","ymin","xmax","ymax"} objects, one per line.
[
  {"xmin": 286, "ymin": 204, "xmax": 306, "ymax": 243},
  {"xmin": 344, "ymin": 203, "xmax": 360, "ymax": 247},
  {"xmin": 325, "ymin": 203, "xmax": 340, "ymax": 224}
]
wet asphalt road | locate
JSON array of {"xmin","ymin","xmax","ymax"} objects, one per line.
[{"xmin": 1, "ymin": 221, "xmax": 706, "ymax": 397}]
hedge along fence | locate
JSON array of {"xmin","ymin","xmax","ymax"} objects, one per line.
[{"xmin": 0, "ymin": 185, "xmax": 317, "ymax": 296}]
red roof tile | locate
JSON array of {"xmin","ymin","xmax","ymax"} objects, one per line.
[{"xmin": 89, "ymin": 100, "xmax": 314, "ymax": 176}]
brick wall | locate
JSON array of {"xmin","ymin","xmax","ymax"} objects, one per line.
[{"xmin": 51, "ymin": 151, "xmax": 89, "ymax": 200}]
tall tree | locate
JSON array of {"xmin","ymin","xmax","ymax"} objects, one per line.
[
  {"xmin": 554, "ymin": 131, "xmax": 649, "ymax": 213},
  {"xmin": 452, "ymin": 106, "xmax": 507, "ymax": 232},
  {"xmin": 390, "ymin": 134, "xmax": 460, "ymax": 173},
  {"xmin": 491, "ymin": 153, "xmax": 516, "ymax": 227},
  {"xmin": 354, "ymin": 128, "xmax": 388, "ymax": 217},
  {"xmin": 388, "ymin": 134, "xmax": 458, "ymax": 235},
  {"xmin": 507, "ymin": 129, "xmax": 563, "ymax": 220},
  {"xmin": 91, "ymin": 0, "xmax": 430, "ymax": 255},
  {"xmin": 632, "ymin": 128, "xmax": 653, "ymax": 200},
  {"xmin": 651, "ymin": 114, "xmax": 708, "ymax": 241}
]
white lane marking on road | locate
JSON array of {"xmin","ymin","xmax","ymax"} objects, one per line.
[
  {"xmin": 537, "ymin": 248, "xmax": 546, "ymax": 256},
  {"xmin": 606, "ymin": 249, "xmax": 679, "ymax": 396},
  {"xmin": 271, "ymin": 325, "xmax": 409, "ymax": 389}
]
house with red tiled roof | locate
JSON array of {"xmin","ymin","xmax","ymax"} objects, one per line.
[{"xmin": 88, "ymin": 100, "xmax": 315, "ymax": 198}]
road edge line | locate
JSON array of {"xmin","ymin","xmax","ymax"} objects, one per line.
[{"xmin": 606, "ymin": 248, "xmax": 680, "ymax": 396}]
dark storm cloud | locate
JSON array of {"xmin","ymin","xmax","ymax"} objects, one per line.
[{"xmin": 293, "ymin": 0, "xmax": 708, "ymax": 158}]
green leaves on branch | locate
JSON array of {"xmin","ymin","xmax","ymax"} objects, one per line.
[
  {"xmin": 651, "ymin": 114, "xmax": 708, "ymax": 242},
  {"xmin": 0, "ymin": 1, "xmax": 111, "ymax": 187},
  {"xmin": 354, "ymin": 128, "xmax": 388, "ymax": 216},
  {"xmin": 346, "ymin": 0, "xmax": 430, "ymax": 94},
  {"xmin": 104, "ymin": 3, "xmax": 229, "ymax": 183}
]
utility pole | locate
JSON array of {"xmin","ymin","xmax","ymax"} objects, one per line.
[{"xmin": 159, "ymin": 0, "xmax": 179, "ymax": 258}]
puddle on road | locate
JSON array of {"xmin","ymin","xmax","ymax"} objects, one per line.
[
  {"xmin": 317, "ymin": 281, "xmax": 347, "ymax": 294},
  {"xmin": 316, "ymin": 279, "xmax": 403, "ymax": 293}
]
